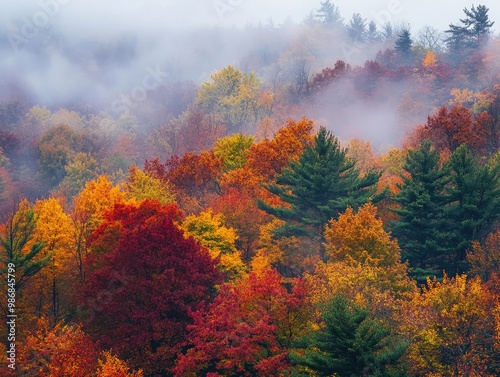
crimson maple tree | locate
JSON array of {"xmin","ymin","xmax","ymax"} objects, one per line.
[{"xmin": 78, "ymin": 200, "xmax": 222, "ymax": 376}]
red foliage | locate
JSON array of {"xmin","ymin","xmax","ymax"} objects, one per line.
[
  {"xmin": 146, "ymin": 151, "xmax": 223, "ymax": 199},
  {"xmin": 174, "ymin": 270, "xmax": 309, "ymax": 377},
  {"xmin": 309, "ymin": 60, "xmax": 351, "ymax": 93},
  {"xmin": 423, "ymin": 105, "xmax": 485, "ymax": 152},
  {"xmin": 79, "ymin": 200, "xmax": 223, "ymax": 376},
  {"xmin": 210, "ymin": 188, "xmax": 265, "ymax": 261}
]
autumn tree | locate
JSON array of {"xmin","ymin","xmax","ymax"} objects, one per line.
[
  {"xmin": 423, "ymin": 105, "xmax": 484, "ymax": 153},
  {"xmin": 196, "ymin": 65, "xmax": 262, "ymax": 132},
  {"xmin": 213, "ymin": 133, "xmax": 254, "ymax": 171},
  {"xmin": 174, "ymin": 270, "xmax": 309, "ymax": 377},
  {"xmin": 71, "ymin": 175, "xmax": 125, "ymax": 280},
  {"xmin": 28, "ymin": 198, "xmax": 74, "ymax": 323},
  {"xmin": 468, "ymin": 230, "xmax": 500, "ymax": 284},
  {"xmin": 324, "ymin": 204, "xmax": 410, "ymax": 289},
  {"xmin": 96, "ymin": 351, "xmax": 143, "ymax": 377},
  {"xmin": 79, "ymin": 200, "xmax": 222, "ymax": 376},
  {"xmin": 402, "ymin": 275, "xmax": 500, "ymax": 376},
  {"xmin": 182, "ymin": 209, "xmax": 247, "ymax": 280},
  {"xmin": 258, "ymin": 127, "xmax": 381, "ymax": 251},
  {"xmin": 37, "ymin": 124, "xmax": 83, "ymax": 186},
  {"xmin": 124, "ymin": 165, "xmax": 176, "ymax": 205},
  {"xmin": 210, "ymin": 189, "xmax": 263, "ymax": 262},
  {"xmin": 390, "ymin": 141, "xmax": 455, "ymax": 282},
  {"xmin": 291, "ymin": 294, "xmax": 408, "ymax": 377}
]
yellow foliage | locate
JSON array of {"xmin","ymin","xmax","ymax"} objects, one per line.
[
  {"xmin": 422, "ymin": 51, "xmax": 437, "ymax": 68},
  {"xmin": 97, "ymin": 351, "xmax": 143, "ymax": 377},
  {"xmin": 182, "ymin": 209, "xmax": 247, "ymax": 280},
  {"xmin": 402, "ymin": 275, "xmax": 498, "ymax": 376},
  {"xmin": 124, "ymin": 165, "xmax": 176, "ymax": 205},
  {"xmin": 324, "ymin": 203, "xmax": 409, "ymax": 283}
]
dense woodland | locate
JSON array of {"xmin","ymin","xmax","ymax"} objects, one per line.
[{"xmin": 1, "ymin": 2, "xmax": 500, "ymax": 376}]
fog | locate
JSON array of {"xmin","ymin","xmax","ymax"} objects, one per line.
[{"xmin": 1, "ymin": 0, "xmax": 499, "ymax": 149}]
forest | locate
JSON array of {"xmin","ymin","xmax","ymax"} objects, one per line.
[{"xmin": 0, "ymin": 1, "xmax": 500, "ymax": 376}]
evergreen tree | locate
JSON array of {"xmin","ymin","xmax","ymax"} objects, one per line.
[
  {"xmin": 446, "ymin": 145, "xmax": 500, "ymax": 268},
  {"xmin": 315, "ymin": 0, "xmax": 343, "ymax": 29},
  {"xmin": 366, "ymin": 21, "xmax": 381, "ymax": 43},
  {"xmin": 0, "ymin": 201, "xmax": 51, "ymax": 295},
  {"xmin": 390, "ymin": 140, "xmax": 454, "ymax": 282},
  {"xmin": 395, "ymin": 28, "xmax": 412, "ymax": 55},
  {"xmin": 258, "ymin": 127, "xmax": 381, "ymax": 245},
  {"xmin": 347, "ymin": 13, "xmax": 367, "ymax": 43},
  {"xmin": 445, "ymin": 4, "xmax": 494, "ymax": 50},
  {"xmin": 291, "ymin": 294, "xmax": 408, "ymax": 377}
]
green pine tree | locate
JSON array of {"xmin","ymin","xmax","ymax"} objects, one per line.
[
  {"xmin": 258, "ymin": 127, "xmax": 381, "ymax": 246},
  {"xmin": 0, "ymin": 202, "xmax": 52, "ymax": 294},
  {"xmin": 446, "ymin": 145, "xmax": 500, "ymax": 269},
  {"xmin": 291, "ymin": 294, "xmax": 408, "ymax": 377},
  {"xmin": 445, "ymin": 5, "xmax": 494, "ymax": 54},
  {"xmin": 390, "ymin": 140, "xmax": 454, "ymax": 282}
]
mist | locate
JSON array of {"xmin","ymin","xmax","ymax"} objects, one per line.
[{"xmin": 1, "ymin": 0, "xmax": 499, "ymax": 150}]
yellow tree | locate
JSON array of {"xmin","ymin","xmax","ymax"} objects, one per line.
[
  {"xmin": 96, "ymin": 351, "xmax": 143, "ymax": 377},
  {"xmin": 26, "ymin": 198, "xmax": 74, "ymax": 323},
  {"xmin": 306, "ymin": 204, "xmax": 414, "ymax": 322},
  {"xmin": 402, "ymin": 275, "xmax": 500, "ymax": 376},
  {"xmin": 72, "ymin": 175, "xmax": 124, "ymax": 280},
  {"xmin": 196, "ymin": 65, "xmax": 262, "ymax": 132},
  {"xmin": 182, "ymin": 209, "xmax": 246, "ymax": 280},
  {"xmin": 124, "ymin": 165, "xmax": 176, "ymax": 205},
  {"xmin": 213, "ymin": 134, "xmax": 254, "ymax": 172}
]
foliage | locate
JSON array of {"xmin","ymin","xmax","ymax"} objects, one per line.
[
  {"xmin": 258, "ymin": 127, "xmax": 381, "ymax": 251},
  {"xmin": 182, "ymin": 209, "xmax": 247, "ymax": 280},
  {"xmin": 79, "ymin": 200, "xmax": 222, "ymax": 376},
  {"xmin": 390, "ymin": 140, "xmax": 455, "ymax": 282},
  {"xmin": 402, "ymin": 275, "xmax": 500, "ymax": 376},
  {"xmin": 124, "ymin": 165, "xmax": 176, "ymax": 205},
  {"xmin": 291, "ymin": 294, "xmax": 408, "ymax": 377},
  {"xmin": 213, "ymin": 133, "xmax": 254, "ymax": 171},
  {"xmin": 174, "ymin": 270, "xmax": 309, "ymax": 377}
]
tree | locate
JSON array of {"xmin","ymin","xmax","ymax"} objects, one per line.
[
  {"xmin": 213, "ymin": 134, "xmax": 254, "ymax": 171},
  {"xmin": 71, "ymin": 175, "xmax": 124, "ymax": 280},
  {"xmin": 423, "ymin": 105, "xmax": 484, "ymax": 153},
  {"xmin": 315, "ymin": 0, "xmax": 343, "ymax": 29},
  {"xmin": 291, "ymin": 294, "xmax": 408, "ymax": 377},
  {"xmin": 390, "ymin": 141, "xmax": 454, "ymax": 282},
  {"xmin": 347, "ymin": 13, "xmax": 366, "ymax": 43},
  {"xmin": 37, "ymin": 124, "xmax": 83, "ymax": 186},
  {"xmin": 445, "ymin": 4, "xmax": 495, "ymax": 51},
  {"xmin": 58, "ymin": 152, "xmax": 101, "ymax": 198},
  {"xmin": 96, "ymin": 351, "xmax": 143, "ymax": 377},
  {"xmin": 366, "ymin": 21, "xmax": 381, "ymax": 43},
  {"xmin": 182, "ymin": 209, "xmax": 247, "ymax": 280},
  {"xmin": 446, "ymin": 145, "xmax": 500, "ymax": 265},
  {"xmin": 124, "ymin": 165, "xmax": 176, "ymax": 205},
  {"xmin": 394, "ymin": 28, "xmax": 413, "ymax": 64},
  {"xmin": 16, "ymin": 317, "xmax": 98, "ymax": 377},
  {"xmin": 402, "ymin": 275, "xmax": 500, "ymax": 376},
  {"xmin": 79, "ymin": 200, "xmax": 222, "ymax": 376},
  {"xmin": 258, "ymin": 127, "xmax": 381, "ymax": 249},
  {"xmin": 196, "ymin": 65, "xmax": 262, "ymax": 132},
  {"xmin": 29, "ymin": 198, "xmax": 74, "ymax": 323},
  {"xmin": 174, "ymin": 270, "xmax": 309, "ymax": 377},
  {"xmin": 0, "ymin": 200, "xmax": 51, "ymax": 299}
]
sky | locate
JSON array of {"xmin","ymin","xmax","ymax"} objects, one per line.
[{"xmin": 2, "ymin": 0, "xmax": 499, "ymax": 36}]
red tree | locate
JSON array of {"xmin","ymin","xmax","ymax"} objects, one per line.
[
  {"xmin": 78, "ymin": 200, "xmax": 223, "ymax": 376},
  {"xmin": 174, "ymin": 270, "xmax": 309, "ymax": 377}
]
